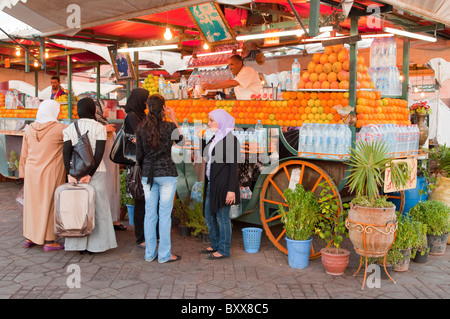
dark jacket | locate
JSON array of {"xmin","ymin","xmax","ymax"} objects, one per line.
[
  {"xmin": 136, "ymin": 121, "xmax": 183, "ymax": 185},
  {"xmin": 202, "ymin": 132, "xmax": 241, "ymax": 216}
]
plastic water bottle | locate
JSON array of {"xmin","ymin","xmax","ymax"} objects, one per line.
[
  {"xmin": 181, "ymin": 119, "xmax": 189, "ymax": 141},
  {"xmin": 245, "ymin": 186, "xmax": 252, "ymax": 199},
  {"xmin": 304, "ymin": 124, "xmax": 314, "ymax": 153},
  {"xmin": 328, "ymin": 124, "xmax": 337, "ymax": 158},
  {"xmin": 255, "ymin": 120, "xmax": 265, "ymax": 153},
  {"xmin": 299, "ymin": 125, "xmax": 307, "ymax": 152},
  {"xmin": 159, "ymin": 75, "xmax": 165, "ymax": 95},
  {"xmin": 286, "ymin": 71, "xmax": 292, "ymax": 91},
  {"xmin": 336, "ymin": 124, "xmax": 346, "ymax": 156},
  {"xmin": 180, "ymin": 75, "xmax": 187, "ymax": 99},
  {"xmin": 291, "ymin": 59, "xmax": 300, "ymax": 91}
]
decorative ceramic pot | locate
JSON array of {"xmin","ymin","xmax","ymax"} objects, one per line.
[
  {"xmin": 320, "ymin": 247, "xmax": 350, "ymax": 275},
  {"xmin": 417, "ymin": 114, "xmax": 429, "ymax": 147}
]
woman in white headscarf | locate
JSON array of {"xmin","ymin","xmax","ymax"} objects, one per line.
[
  {"xmin": 200, "ymin": 109, "xmax": 241, "ymax": 260},
  {"xmin": 19, "ymin": 100, "xmax": 67, "ymax": 251}
]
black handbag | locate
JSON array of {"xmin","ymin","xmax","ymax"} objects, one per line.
[
  {"xmin": 109, "ymin": 115, "xmax": 136, "ymax": 165},
  {"xmin": 69, "ymin": 121, "xmax": 96, "ymax": 179},
  {"xmin": 126, "ymin": 163, "xmax": 144, "ymax": 200}
]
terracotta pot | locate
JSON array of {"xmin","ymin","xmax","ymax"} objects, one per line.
[
  {"xmin": 320, "ymin": 247, "xmax": 350, "ymax": 275},
  {"xmin": 346, "ymin": 204, "xmax": 397, "ymax": 258},
  {"xmin": 427, "ymin": 233, "xmax": 448, "ymax": 256},
  {"xmin": 393, "ymin": 248, "xmax": 411, "ymax": 272},
  {"xmin": 417, "ymin": 114, "xmax": 429, "ymax": 147}
]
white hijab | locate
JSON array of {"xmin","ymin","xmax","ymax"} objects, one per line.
[{"xmin": 35, "ymin": 100, "xmax": 60, "ymax": 124}]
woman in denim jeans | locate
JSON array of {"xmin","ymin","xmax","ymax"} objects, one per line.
[
  {"xmin": 136, "ymin": 94, "xmax": 183, "ymax": 263},
  {"xmin": 200, "ymin": 109, "xmax": 240, "ymax": 260}
]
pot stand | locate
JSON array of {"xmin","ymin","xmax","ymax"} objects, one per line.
[{"xmin": 346, "ymin": 217, "xmax": 398, "ymax": 290}]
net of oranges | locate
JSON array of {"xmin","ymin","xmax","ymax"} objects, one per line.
[{"xmin": 355, "ymin": 91, "xmax": 410, "ymax": 128}]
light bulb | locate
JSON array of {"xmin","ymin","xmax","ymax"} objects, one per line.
[
  {"xmin": 420, "ymin": 91, "xmax": 425, "ymax": 97},
  {"xmin": 33, "ymin": 61, "xmax": 39, "ymax": 67},
  {"xmin": 414, "ymin": 86, "xmax": 419, "ymax": 93},
  {"xmin": 203, "ymin": 42, "xmax": 209, "ymax": 50},
  {"xmin": 164, "ymin": 27, "xmax": 172, "ymax": 40},
  {"xmin": 45, "ymin": 52, "xmax": 49, "ymax": 59},
  {"xmin": 15, "ymin": 49, "xmax": 21, "ymax": 56}
]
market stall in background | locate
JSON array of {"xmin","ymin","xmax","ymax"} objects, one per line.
[{"xmin": 1, "ymin": 0, "xmax": 450, "ymax": 282}]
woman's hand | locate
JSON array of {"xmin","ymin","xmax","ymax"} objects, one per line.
[
  {"xmin": 79, "ymin": 175, "xmax": 91, "ymax": 184},
  {"xmin": 68, "ymin": 175, "xmax": 78, "ymax": 184},
  {"xmin": 225, "ymin": 191, "xmax": 236, "ymax": 205},
  {"xmin": 164, "ymin": 106, "xmax": 177, "ymax": 123}
]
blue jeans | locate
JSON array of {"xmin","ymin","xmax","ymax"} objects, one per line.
[
  {"xmin": 204, "ymin": 185, "xmax": 232, "ymax": 257},
  {"xmin": 142, "ymin": 176, "xmax": 177, "ymax": 263}
]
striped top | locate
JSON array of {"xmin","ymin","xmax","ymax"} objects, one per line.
[{"xmin": 62, "ymin": 118, "xmax": 107, "ymax": 172}]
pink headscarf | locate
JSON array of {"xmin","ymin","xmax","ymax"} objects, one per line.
[{"xmin": 209, "ymin": 109, "xmax": 235, "ymax": 142}]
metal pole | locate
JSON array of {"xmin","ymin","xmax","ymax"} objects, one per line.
[
  {"xmin": 402, "ymin": 37, "xmax": 410, "ymax": 101},
  {"xmin": 349, "ymin": 17, "xmax": 358, "ymax": 148},
  {"xmin": 67, "ymin": 55, "xmax": 72, "ymax": 120},
  {"xmin": 34, "ymin": 70, "xmax": 38, "ymax": 97},
  {"xmin": 97, "ymin": 61, "xmax": 101, "ymax": 99}
]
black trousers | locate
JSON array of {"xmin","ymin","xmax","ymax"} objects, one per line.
[{"xmin": 134, "ymin": 198, "xmax": 146, "ymax": 244}]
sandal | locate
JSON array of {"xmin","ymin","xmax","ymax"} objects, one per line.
[
  {"xmin": 165, "ymin": 255, "xmax": 181, "ymax": 263},
  {"xmin": 206, "ymin": 253, "xmax": 228, "ymax": 260},
  {"xmin": 199, "ymin": 248, "xmax": 217, "ymax": 254}
]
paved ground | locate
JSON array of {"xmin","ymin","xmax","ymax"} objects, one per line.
[{"xmin": 1, "ymin": 181, "xmax": 450, "ymax": 304}]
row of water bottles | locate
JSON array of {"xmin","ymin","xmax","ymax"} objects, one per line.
[
  {"xmin": 299, "ymin": 123, "xmax": 352, "ymax": 159},
  {"xmin": 187, "ymin": 67, "xmax": 233, "ymax": 89},
  {"xmin": 370, "ymin": 37, "xmax": 397, "ymax": 68},
  {"xmin": 232, "ymin": 124, "xmax": 266, "ymax": 153},
  {"xmin": 356, "ymin": 124, "xmax": 420, "ymax": 154},
  {"xmin": 240, "ymin": 186, "xmax": 253, "ymax": 199},
  {"xmin": 368, "ymin": 66, "xmax": 402, "ymax": 97}
]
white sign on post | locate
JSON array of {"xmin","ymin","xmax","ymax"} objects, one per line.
[{"xmin": 384, "ymin": 158, "xmax": 417, "ymax": 193}]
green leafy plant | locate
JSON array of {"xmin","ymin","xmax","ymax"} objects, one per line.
[
  {"xmin": 173, "ymin": 196, "xmax": 192, "ymax": 226},
  {"xmin": 8, "ymin": 150, "xmax": 19, "ymax": 170},
  {"xmin": 314, "ymin": 182, "xmax": 349, "ymax": 253},
  {"xmin": 120, "ymin": 169, "xmax": 135, "ymax": 207},
  {"xmin": 427, "ymin": 143, "xmax": 450, "ymax": 177},
  {"xmin": 278, "ymin": 184, "xmax": 319, "ymax": 241},
  {"xmin": 409, "ymin": 200, "xmax": 450, "ymax": 236},
  {"xmin": 185, "ymin": 201, "xmax": 207, "ymax": 237},
  {"xmin": 411, "ymin": 220, "xmax": 429, "ymax": 258},
  {"xmin": 347, "ymin": 140, "xmax": 411, "ymax": 207}
]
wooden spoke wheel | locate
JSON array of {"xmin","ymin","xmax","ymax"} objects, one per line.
[
  {"xmin": 384, "ymin": 191, "xmax": 405, "ymax": 215},
  {"xmin": 259, "ymin": 159, "xmax": 342, "ymax": 258}
]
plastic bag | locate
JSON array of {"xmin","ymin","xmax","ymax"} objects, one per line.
[{"xmin": 16, "ymin": 187, "xmax": 24, "ymax": 215}]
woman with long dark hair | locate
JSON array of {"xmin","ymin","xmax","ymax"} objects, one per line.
[
  {"xmin": 124, "ymin": 88, "xmax": 149, "ymax": 248},
  {"xmin": 136, "ymin": 94, "xmax": 183, "ymax": 263}
]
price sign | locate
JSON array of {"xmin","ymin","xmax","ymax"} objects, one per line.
[
  {"xmin": 264, "ymin": 30, "xmax": 280, "ymax": 46},
  {"xmin": 384, "ymin": 158, "xmax": 417, "ymax": 193}
]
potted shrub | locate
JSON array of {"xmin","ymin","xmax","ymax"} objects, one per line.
[
  {"xmin": 186, "ymin": 200, "xmax": 208, "ymax": 242},
  {"xmin": 409, "ymin": 200, "xmax": 450, "ymax": 255},
  {"xmin": 346, "ymin": 140, "xmax": 411, "ymax": 258},
  {"xmin": 278, "ymin": 184, "xmax": 319, "ymax": 269},
  {"xmin": 120, "ymin": 169, "xmax": 135, "ymax": 225},
  {"xmin": 412, "ymin": 221, "xmax": 429, "ymax": 263},
  {"xmin": 8, "ymin": 151, "xmax": 19, "ymax": 177},
  {"xmin": 173, "ymin": 196, "xmax": 192, "ymax": 237},
  {"xmin": 315, "ymin": 182, "xmax": 350, "ymax": 275},
  {"xmin": 428, "ymin": 143, "xmax": 450, "ymax": 244}
]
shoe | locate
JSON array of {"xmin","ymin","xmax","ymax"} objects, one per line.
[
  {"xmin": 137, "ymin": 242, "xmax": 146, "ymax": 249},
  {"xmin": 24, "ymin": 240, "xmax": 36, "ymax": 248},
  {"xmin": 43, "ymin": 244, "xmax": 64, "ymax": 252},
  {"xmin": 161, "ymin": 255, "xmax": 181, "ymax": 263},
  {"xmin": 113, "ymin": 223, "xmax": 127, "ymax": 231},
  {"xmin": 199, "ymin": 248, "xmax": 217, "ymax": 254},
  {"xmin": 206, "ymin": 253, "xmax": 228, "ymax": 260}
]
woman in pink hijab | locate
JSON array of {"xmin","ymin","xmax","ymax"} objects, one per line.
[{"xmin": 200, "ymin": 109, "xmax": 241, "ymax": 260}]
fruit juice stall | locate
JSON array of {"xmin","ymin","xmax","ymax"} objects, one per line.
[{"xmin": 1, "ymin": 0, "xmax": 447, "ymax": 254}]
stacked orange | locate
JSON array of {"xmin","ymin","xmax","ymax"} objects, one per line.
[
  {"xmin": 0, "ymin": 107, "xmax": 38, "ymax": 118},
  {"xmin": 298, "ymin": 45, "xmax": 375, "ymax": 90},
  {"xmin": 355, "ymin": 91, "xmax": 410, "ymax": 128}
]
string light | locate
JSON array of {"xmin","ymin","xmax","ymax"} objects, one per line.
[
  {"xmin": 33, "ymin": 60, "xmax": 39, "ymax": 67},
  {"xmin": 15, "ymin": 48, "xmax": 21, "ymax": 56},
  {"xmin": 203, "ymin": 42, "xmax": 209, "ymax": 50}
]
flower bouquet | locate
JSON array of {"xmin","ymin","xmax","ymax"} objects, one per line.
[{"xmin": 409, "ymin": 101, "xmax": 432, "ymax": 115}]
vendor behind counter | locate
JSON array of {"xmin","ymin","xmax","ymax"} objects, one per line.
[{"xmin": 201, "ymin": 55, "xmax": 262, "ymax": 100}]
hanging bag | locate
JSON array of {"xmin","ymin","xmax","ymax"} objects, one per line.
[
  {"xmin": 109, "ymin": 114, "xmax": 136, "ymax": 165},
  {"xmin": 69, "ymin": 121, "xmax": 96, "ymax": 179},
  {"xmin": 126, "ymin": 163, "xmax": 144, "ymax": 200}
]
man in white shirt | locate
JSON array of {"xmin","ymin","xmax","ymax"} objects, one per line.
[{"xmin": 201, "ymin": 55, "xmax": 262, "ymax": 100}]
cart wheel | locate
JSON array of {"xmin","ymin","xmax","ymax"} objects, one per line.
[
  {"xmin": 384, "ymin": 191, "xmax": 405, "ymax": 215},
  {"xmin": 259, "ymin": 159, "xmax": 342, "ymax": 258}
]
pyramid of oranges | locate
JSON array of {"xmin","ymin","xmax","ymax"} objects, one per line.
[{"xmin": 299, "ymin": 44, "xmax": 375, "ymax": 90}]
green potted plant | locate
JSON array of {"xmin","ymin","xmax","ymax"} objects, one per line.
[
  {"xmin": 346, "ymin": 140, "xmax": 411, "ymax": 258},
  {"xmin": 411, "ymin": 221, "xmax": 429, "ymax": 263},
  {"xmin": 315, "ymin": 182, "xmax": 350, "ymax": 275},
  {"xmin": 409, "ymin": 200, "xmax": 450, "ymax": 256},
  {"xmin": 186, "ymin": 200, "xmax": 208, "ymax": 242},
  {"xmin": 173, "ymin": 196, "xmax": 192, "ymax": 237},
  {"xmin": 427, "ymin": 143, "xmax": 450, "ymax": 244},
  {"xmin": 278, "ymin": 184, "xmax": 319, "ymax": 269},
  {"xmin": 120, "ymin": 169, "xmax": 135, "ymax": 225},
  {"xmin": 8, "ymin": 151, "xmax": 19, "ymax": 177}
]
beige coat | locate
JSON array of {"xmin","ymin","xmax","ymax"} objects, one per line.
[{"xmin": 19, "ymin": 121, "xmax": 66, "ymax": 245}]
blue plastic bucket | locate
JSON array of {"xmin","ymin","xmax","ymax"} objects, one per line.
[
  {"xmin": 388, "ymin": 176, "xmax": 428, "ymax": 215},
  {"xmin": 242, "ymin": 227, "xmax": 263, "ymax": 253},
  {"xmin": 126, "ymin": 204, "xmax": 135, "ymax": 226},
  {"xmin": 285, "ymin": 237, "xmax": 313, "ymax": 269}
]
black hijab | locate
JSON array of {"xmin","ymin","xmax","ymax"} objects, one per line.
[
  {"xmin": 124, "ymin": 88, "xmax": 149, "ymax": 118},
  {"xmin": 77, "ymin": 97, "xmax": 97, "ymax": 120}
]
